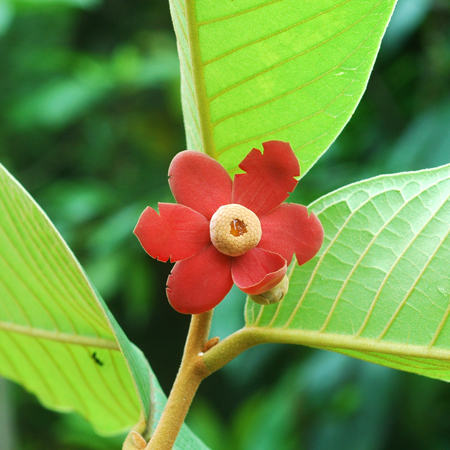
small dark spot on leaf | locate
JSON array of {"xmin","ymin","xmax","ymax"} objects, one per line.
[{"xmin": 91, "ymin": 352, "xmax": 104, "ymax": 366}]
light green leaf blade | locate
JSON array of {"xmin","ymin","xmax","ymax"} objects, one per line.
[
  {"xmin": 0, "ymin": 164, "xmax": 210, "ymax": 448},
  {"xmin": 0, "ymin": 163, "xmax": 146, "ymax": 434},
  {"xmin": 246, "ymin": 164, "xmax": 450, "ymax": 381},
  {"xmin": 170, "ymin": 0, "xmax": 397, "ymax": 174}
]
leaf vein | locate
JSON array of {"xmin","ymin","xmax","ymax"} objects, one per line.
[
  {"xmin": 377, "ymin": 202, "xmax": 450, "ymax": 340},
  {"xmin": 321, "ymin": 184, "xmax": 437, "ymax": 333},
  {"xmin": 198, "ymin": 0, "xmax": 284, "ymax": 27},
  {"xmin": 281, "ymin": 194, "xmax": 380, "ymax": 329},
  {"xmin": 208, "ymin": 0, "xmax": 380, "ymax": 106},
  {"xmin": 0, "ymin": 320, "xmax": 119, "ymax": 349},
  {"xmin": 203, "ymin": 0, "xmax": 353, "ymax": 67}
]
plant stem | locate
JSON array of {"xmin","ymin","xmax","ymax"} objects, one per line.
[
  {"xmin": 201, "ymin": 328, "xmax": 260, "ymax": 374},
  {"xmin": 145, "ymin": 310, "xmax": 213, "ymax": 450}
]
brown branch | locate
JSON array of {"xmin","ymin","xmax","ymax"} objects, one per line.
[{"xmin": 145, "ymin": 310, "xmax": 213, "ymax": 450}]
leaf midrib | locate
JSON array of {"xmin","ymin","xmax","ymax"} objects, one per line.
[
  {"xmin": 244, "ymin": 326, "xmax": 450, "ymax": 361},
  {"xmin": 184, "ymin": 0, "xmax": 216, "ymax": 157}
]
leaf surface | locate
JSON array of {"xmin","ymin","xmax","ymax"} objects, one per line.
[
  {"xmin": 0, "ymin": 163, "xmax": 209, "ymax": 448},
  {"xmin": 0, "ymin": 163, "xmax": 147, "ymax": 433},
  {"xmin": 246, "ymin": 164, "xmax": 450, "ymax": 380},
  {"xmin": 169, "ymin": 0, "xmax": 397, "ymax": 174}
]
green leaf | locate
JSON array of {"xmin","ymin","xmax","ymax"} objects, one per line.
[
  {"xmin": 169, "ymin": 0, "xmax": 397, "ymax": 174},
  {"xmin": 0, "ymin": 164, "xmax": 209, "ymax": 448},
  {"xmin": 245, "ymin": 164, "xmax": 450, "ymax": 381},
  {"xmin": 0, "ymin": 163, "xmax": 146, "ymax": 434}
]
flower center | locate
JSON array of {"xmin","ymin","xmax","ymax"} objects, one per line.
[
  {"xmin": 230, "ymin": 219, "xmax": 247, "ymax": 237},
  {"xmin": 210, "ymin": 204, "xmax": 262, "ymax": 257}
]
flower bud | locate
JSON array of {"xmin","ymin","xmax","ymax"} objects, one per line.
[
  {"xmin": 202, "ymin": 336, "xmax": 220, "ymax": 352},
  {"xmin": 122, "ymin": 431, "xmax": 146, "ymax": 450},
  {"xmin": 249, "ymin": 275, "xmax": 289, "ymax": 305}
]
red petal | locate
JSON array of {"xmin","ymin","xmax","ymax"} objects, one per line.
[
  {"xmin": 232, "ymin": 141, "xmax": 300, "ymax": 218},
  {"xmin": 167, "ymin": 245, "xmax": 233, "ymax": 314},
  {"xmin": 169, "ymin": 151, "xmax": 232, "ymax": 220},
  {"xmin": 231, "ymin": 248, "xmax": 287, "ymax": 295},
  {"xmin": 259, "ymin": 203, "xmax": 324, "ymax": 265},
  {"xmin": 134, "ymin": 203, "xmax": 210, "ymax": 262}
]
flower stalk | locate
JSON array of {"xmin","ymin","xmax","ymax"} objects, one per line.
[{"xmin": 145, "ymin": 311, "xmax": 213, "ymax": 450}]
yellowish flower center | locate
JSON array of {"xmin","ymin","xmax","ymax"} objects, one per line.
[{"xmin": 210, "ymin": 204, "xmax": 262, "ymax": 257}]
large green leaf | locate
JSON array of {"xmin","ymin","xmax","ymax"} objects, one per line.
[
  {"xmin": 245, "ymin": 164, "xmax": 450, "ymax": 381},
  {"xmin": 169, "ymin": 0, "xmax": 397, "ymax": 174},
  {"xmin": 0, "ymin": 163, "xmax": 209, "ymax": 448},
  {"xmin": 0, "ymin": 163, "xmax": 147, "ymax": 434}
]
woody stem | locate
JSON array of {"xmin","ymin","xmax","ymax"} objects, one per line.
[{"xmin": 145, "ymin": 310, "xmax": 213, "ymax": 450}]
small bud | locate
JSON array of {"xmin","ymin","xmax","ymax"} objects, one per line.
[
  {"xmin": 132, "ymin": 432, "xmax": 147, "ymax": 450},
  {"xmin": 249, "ymin": 275, "xmax": 289, "ymax": 305},
  {"xmin": 123, "ymin": 431, "xmax": 147, "ymax": 450},
  {"xmin": 202, "ymin": 336, "xmax": 220, "ymax": 352}
]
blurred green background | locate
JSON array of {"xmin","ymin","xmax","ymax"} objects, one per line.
[{"xmin": 1, "ymin": 0, "xmax": 450, "ymax": 449}]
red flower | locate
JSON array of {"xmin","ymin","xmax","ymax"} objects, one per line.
[{"xmin": 134, "ymin": 141, "xmax": 323, "ymax": 314}]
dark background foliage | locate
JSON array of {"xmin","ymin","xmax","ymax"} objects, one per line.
[{"xmin": 0, "ymin": 0, "xmax": 450, "ymax": 449}]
